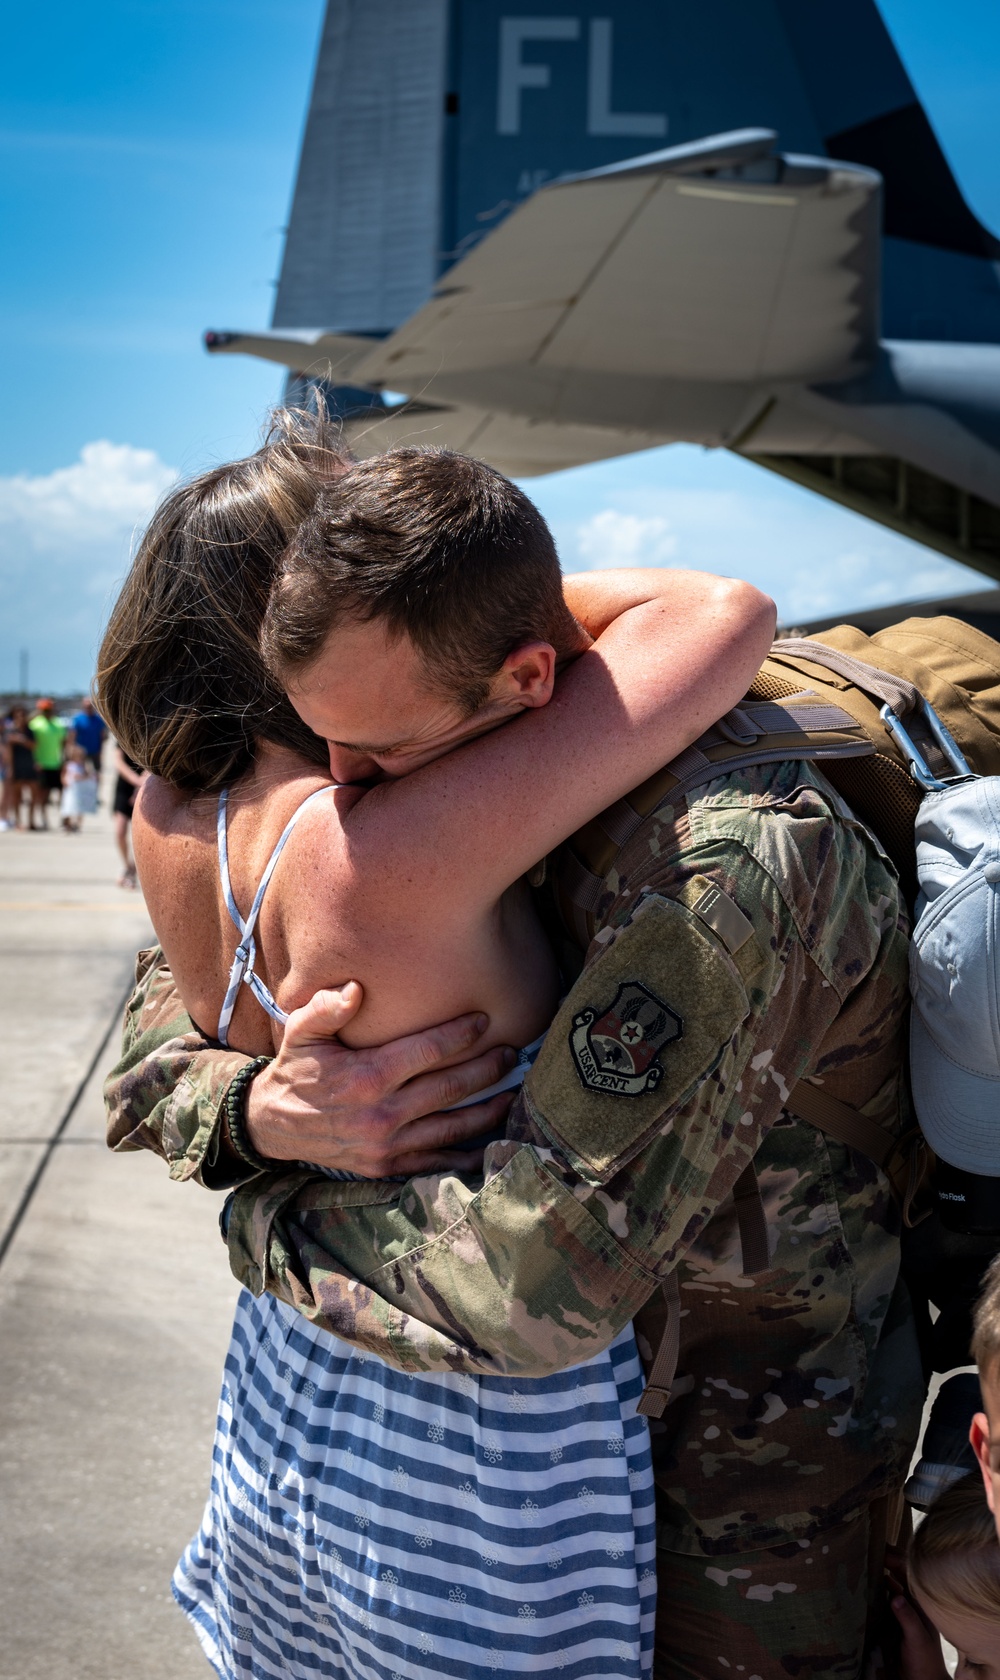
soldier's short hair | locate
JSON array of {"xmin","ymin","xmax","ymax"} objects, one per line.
[
  {"xmin": 261, "ymin": 447, "xmax": 582, "ymax": 714},
  {"xmin": 972, "ymin": 1256, "xmax": 1000, "ymax": 1395}
]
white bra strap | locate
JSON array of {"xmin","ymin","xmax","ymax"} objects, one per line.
[
  {"xmin": 216, "ymin": 783, "xmax": 338, "ymax": 1046},
  {"xmin": 217, "ymin": 787, "xmax": 241, "ymax": 937}
]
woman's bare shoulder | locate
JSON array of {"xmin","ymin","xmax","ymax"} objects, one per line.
[{"xmin": 134, "ymin": 774, "xmax": 203, "ymax": 834}]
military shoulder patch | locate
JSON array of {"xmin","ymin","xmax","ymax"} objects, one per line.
[
  {"xmin": 570, "ymin": 981, "xmax": 682, "ymax": 1097},
  {"xmin": 525, "ymin": 891, "xmax": 750, "ymax": 1179}
]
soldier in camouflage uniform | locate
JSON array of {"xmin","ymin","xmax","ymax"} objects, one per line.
[{"xmin": 108, "ymin": 754, "xmax": 923, "ymax": 1678}]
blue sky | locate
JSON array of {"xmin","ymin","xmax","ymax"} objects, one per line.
[{"xmin": 2, "ymin": 0, "xmax": 999, "ymax": 691}]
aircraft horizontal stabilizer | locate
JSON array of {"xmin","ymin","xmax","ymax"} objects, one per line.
[
  {"xmin": 203, "ymin": 328, "xmax": 377, "ymax": 381},
  {"xmin": 301, "ymin": 398, "xmax": 669, "ymax": 478},
  {"xmin": 358, "ymin": 130, "xmax": 882, "ymax": 400}
]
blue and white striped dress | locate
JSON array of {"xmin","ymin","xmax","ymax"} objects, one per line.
[
  {"xmin": 174, "ymin": 1294, "xmax": 656, "ymax": 1678},
  {"xmin": 173, "ymin": 788, "xmax": 656, "ymax": 1677}
]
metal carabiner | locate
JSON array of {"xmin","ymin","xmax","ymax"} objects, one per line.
[
  {"xmin": 921, "ymin": 700, "xmax": 973, "ymax": 778},
  {"xmin": 879, "ymin": 700, "xmax": 976, "ymax": 792}
]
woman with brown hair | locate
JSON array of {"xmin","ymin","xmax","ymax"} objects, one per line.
[{"xmin": 98, "ymin": 408, "xmax": 775, "ymax": 1680}]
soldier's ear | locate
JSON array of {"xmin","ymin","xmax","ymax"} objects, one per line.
[
  {"xmin": 970, "ymin": 1412, "xmax": 996, "ymax": 1514},
  {"xmin": 494, "ymin": 642, "xmax": 556, "ymax": 709}
]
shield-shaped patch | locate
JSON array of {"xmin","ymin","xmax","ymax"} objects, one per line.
[{"xmin": 569, "ymin": 981, "xmax": 683, "ymax": 1097}]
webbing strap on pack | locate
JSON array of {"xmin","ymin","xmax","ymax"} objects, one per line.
[
  {"xmin": 786, "ymin": 1078, "xmax": 894, "ymax": 1167},
  {"xmin": 636, "ymin": 1270, "xmax": 681, "ymax": 1420},
  {"xmin": 596, "ymin": 798, "xmax": 645, "ymax": 848},
  {"xmin": 558, "ymin": 846, "xmax": 607, "ymax": 916},
  {"xmin": 559, "ymin": 691, "xmax": 870, "ymax": 924},
  {"xmin": 732, "ymin": 1160, "xmax": 770, "ymax": 1273},
  {"xmin": 774, "ymin": 639, "xmax": 920, "ymax": 716}
]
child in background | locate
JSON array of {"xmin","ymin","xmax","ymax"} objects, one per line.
[
  {"xmin": 891, "ymin": 1476, "xmax": 1000, "ymax": 1679},
  {"xmin": 60, "ymin": 743, "xmax": 97, "ymax": 832}
]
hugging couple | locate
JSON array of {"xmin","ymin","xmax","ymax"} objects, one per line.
[{"xmin": 102, "ymin": 408, "xmax": 921, "ymax": 1680}]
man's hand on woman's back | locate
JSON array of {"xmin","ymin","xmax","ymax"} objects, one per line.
[{"xmin": 246, "ymin": 983, "xmax": 518, "ymax": 1178}]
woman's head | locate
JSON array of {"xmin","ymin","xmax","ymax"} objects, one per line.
[
  {"xmin": 96, "ymin": 406, "xmax": 350, "ymax": 792},
  {"xmin": 909, "ymin": 1476, "xmax": 1000, "ymax": 1675}
]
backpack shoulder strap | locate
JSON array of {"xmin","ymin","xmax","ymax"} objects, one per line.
[
  {"xmin": 786, "ymin": 1078, "xmax": 896, "ymax": 1166},
  {"xmin": 554, "ymin": 616, "xmax": 1000, "ymax": 946},
  {"xmin": 552, "ymin": 678, "xmax": 873, "ymax": 947},
  {"xmin": 773, "ymin": 638, "xmax": 920, "ymax": 714}
]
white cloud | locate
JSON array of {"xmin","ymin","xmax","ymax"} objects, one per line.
[
  {"xmin": 0, "ymin": 441, "xmax": 177, "ymax": 692},
  {"xmin": 0, "ymin": 441, "xmax": 176, "ymax": 545},
  {"xmin": 575, "ymin": 509, "xmax": 678, "ymax": 569},
  {"xmin": 524, "ymin": 445, "xmax": 989, "ymax": 627}
]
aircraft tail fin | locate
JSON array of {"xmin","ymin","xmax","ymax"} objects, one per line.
[
  {"xmin": 271, "ymin": 0, "xmax": 448, "ymax": 337},
  {"xmin": 257, "ymin": 0, "xmax": 1000, "ymax": 371},
  {"xmin": 775, "ymin": 0, "xmax": 998, "ymax": 259},
  {"xmin": 825, "ymin": 102, "xmax": 999, "ymax": 260}
]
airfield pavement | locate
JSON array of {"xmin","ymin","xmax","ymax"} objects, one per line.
[{"xmin": 0, "ymin": 762, "xmax": 237, "ymax": 1680}]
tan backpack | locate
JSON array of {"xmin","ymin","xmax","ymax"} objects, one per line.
[
  {"xmin": 554, "ymin": 615, "xmax": 1000, "ymax": 946},
  {"xmin": 543, "ymin": 615, "xmax": 1000, "ymax": 1419}
]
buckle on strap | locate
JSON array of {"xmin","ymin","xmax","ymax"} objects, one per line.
[
  {"xmin": 715, "ymin": 706, "xmax": 759, "ymax": 746},
  {"xmin": 232, "ymin": 938, "xmax": 255, "ymax": 981}
]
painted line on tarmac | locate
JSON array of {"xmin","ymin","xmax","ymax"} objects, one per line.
[
  {"xmin": 0, "ymin": 899, "xmax": 148, "ymax": 911},
  {"xmin": 3, "ymin": 1137, "xmax": 104, "ymax": 1145},
  {"xmin": 0, "ymin": 978, "xmax": 134, "ymax": 1270}
]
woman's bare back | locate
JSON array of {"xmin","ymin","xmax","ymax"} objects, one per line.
[
  {"xmin": 134, "ymin": 743, "xmax": 561, "ymax": 1061},
  {"xmin": 134, "ymin": 569, "xmax": 778, "ymax": 1063}
]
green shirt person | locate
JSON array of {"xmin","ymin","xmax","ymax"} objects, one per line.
[
  {"xmin": 29, "ymin": 700, "xmax": 67, "ymax": 770},
  {"xmin": 29, "ymin": 699, "xmax": 67, "ymax": 824}
]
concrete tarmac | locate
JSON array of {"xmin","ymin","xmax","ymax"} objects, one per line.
[{"xmin": 0, "ymin": 782, "xmax": 237, "ymax": 1678}]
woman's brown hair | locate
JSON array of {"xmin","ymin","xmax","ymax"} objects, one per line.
[
  {"xmin": 909, "ymin": 1474, "xmax": 1000, "ymax": 1623},
  {"xmin": 96, "ymin": 407, "xmax": 349, "ymax": 792}
]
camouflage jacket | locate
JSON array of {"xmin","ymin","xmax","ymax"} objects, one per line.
[{"xmin": 105, "ymin": 762, "xmax": 923, "ymax": 1555}]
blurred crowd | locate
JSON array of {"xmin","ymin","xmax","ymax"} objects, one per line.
[{"xmin": 0, "ymin": 696, "xmax": 144, "ymax": 887}]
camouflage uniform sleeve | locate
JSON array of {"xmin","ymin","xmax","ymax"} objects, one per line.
[
  {"xmin": 227, "ymin": 768, "xmax": 892, "ymax": 1376},
  {"xmin": 105, "ymin": 945, "xmax": 258, "ymax": 1186}
]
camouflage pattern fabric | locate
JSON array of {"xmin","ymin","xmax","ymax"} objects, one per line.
[
  {"xmin": 107, "ymin": 945, "xmax": 256, "ymax": 1188},
  {"xmin": 652, "ymin": 1499, "xmax": 890, "ymax": 1680},
  {"xmin": 104, "ymin": 761, "xmax": 923, "ymax": 1567}
]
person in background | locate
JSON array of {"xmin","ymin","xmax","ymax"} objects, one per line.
[
  {"xmin": 112, "ymin": 745, "xmax": 143, "ymax": 887},
  {"xmin": 889, "ymin": 1476, "xmax": 1000, "ymax": 1679},
  {"xmin": 0, "ymin": 713, "xmax": 9, "ymax": 830},
  {"xmin": 60, "ymin": 743, "xmax": 97, "ymax": 833},
  {"xmin": 69, "ymin": 696, "xmax": 106, "ymax": 773},
  {"xmin": 28, "ymin": 698, "xmax": 67, "ymax": 827},
  {"xmin": 4, "ymin": 705, "xmax": 44, "ymax": 830}
]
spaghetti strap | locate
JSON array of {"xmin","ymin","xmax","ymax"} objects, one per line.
[{"xmin": 216, "ymin": 783, "xmax": 339, "ymax": 1046}]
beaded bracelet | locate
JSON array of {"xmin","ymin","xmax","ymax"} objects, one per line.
[{"xmin": 223, "ymin": 1055, "xmax": 274, "ymax": 1174}]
